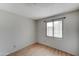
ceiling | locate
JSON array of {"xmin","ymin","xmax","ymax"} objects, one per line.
[{"xmin": 0, "ymin": 3, "xmax": 79, "ymax": 20}]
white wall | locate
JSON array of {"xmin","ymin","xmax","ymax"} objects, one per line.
[
  {"xmin": 0, "ymin": 10, "xmax": 36, "ymax": 56},
  {"xmin": 37, "ymin": 10, "xmax": 79, "ymax": 55}
]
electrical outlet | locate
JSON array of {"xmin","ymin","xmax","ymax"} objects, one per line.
[{"xmin": 13, "ymin": 45, "xmax": 16, "ymax": 48}]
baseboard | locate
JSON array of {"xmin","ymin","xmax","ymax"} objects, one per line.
[
  {"xmin": 7, "ymin": 42, "xmax": 74, "ymax": 56},
  {"xmin": 7, "ymin": 42, "xmax": 36, "ymax": 56},
  {"xmin": 36, "ymin": 42, "xmax": 74, "ymax": 56}
]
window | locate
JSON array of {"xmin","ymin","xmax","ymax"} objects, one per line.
[
  {"xmin": 47, "ymin": 22, "xmax": 53, "ymax": 37},
  {"xmin": 54, "ymin": 20, "xmax": 62, "ymax": 38},
  {"xmin": 46, "ymin": 20, "xmax": 62, "ymax": 38}
]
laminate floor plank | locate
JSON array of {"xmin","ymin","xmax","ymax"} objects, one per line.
[{"xmin": 8, "ymin": 43, "xmax": 73, "ymax": 56}]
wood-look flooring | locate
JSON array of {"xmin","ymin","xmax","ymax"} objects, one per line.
[{"xmin": 8, "ymin": 43, "xmax": 73, "ymax": 56}]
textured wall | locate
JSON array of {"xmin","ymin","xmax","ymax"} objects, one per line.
[
  {"xmin": 37, "ymin": 10, "xmax": 79, "ymax": 55},
  {"xmin": 0, "ymin": 10, "xmax": 36, "ymax": 55}
]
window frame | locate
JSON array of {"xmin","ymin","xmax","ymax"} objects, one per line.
[{"xmin": 45, "ymin": 19, "xmax": 63, "ymax": 39}]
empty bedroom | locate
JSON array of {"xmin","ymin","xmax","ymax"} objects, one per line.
[{"xmin": 0, "ymin": 3, "xmax": 79, "ymax": 56}]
